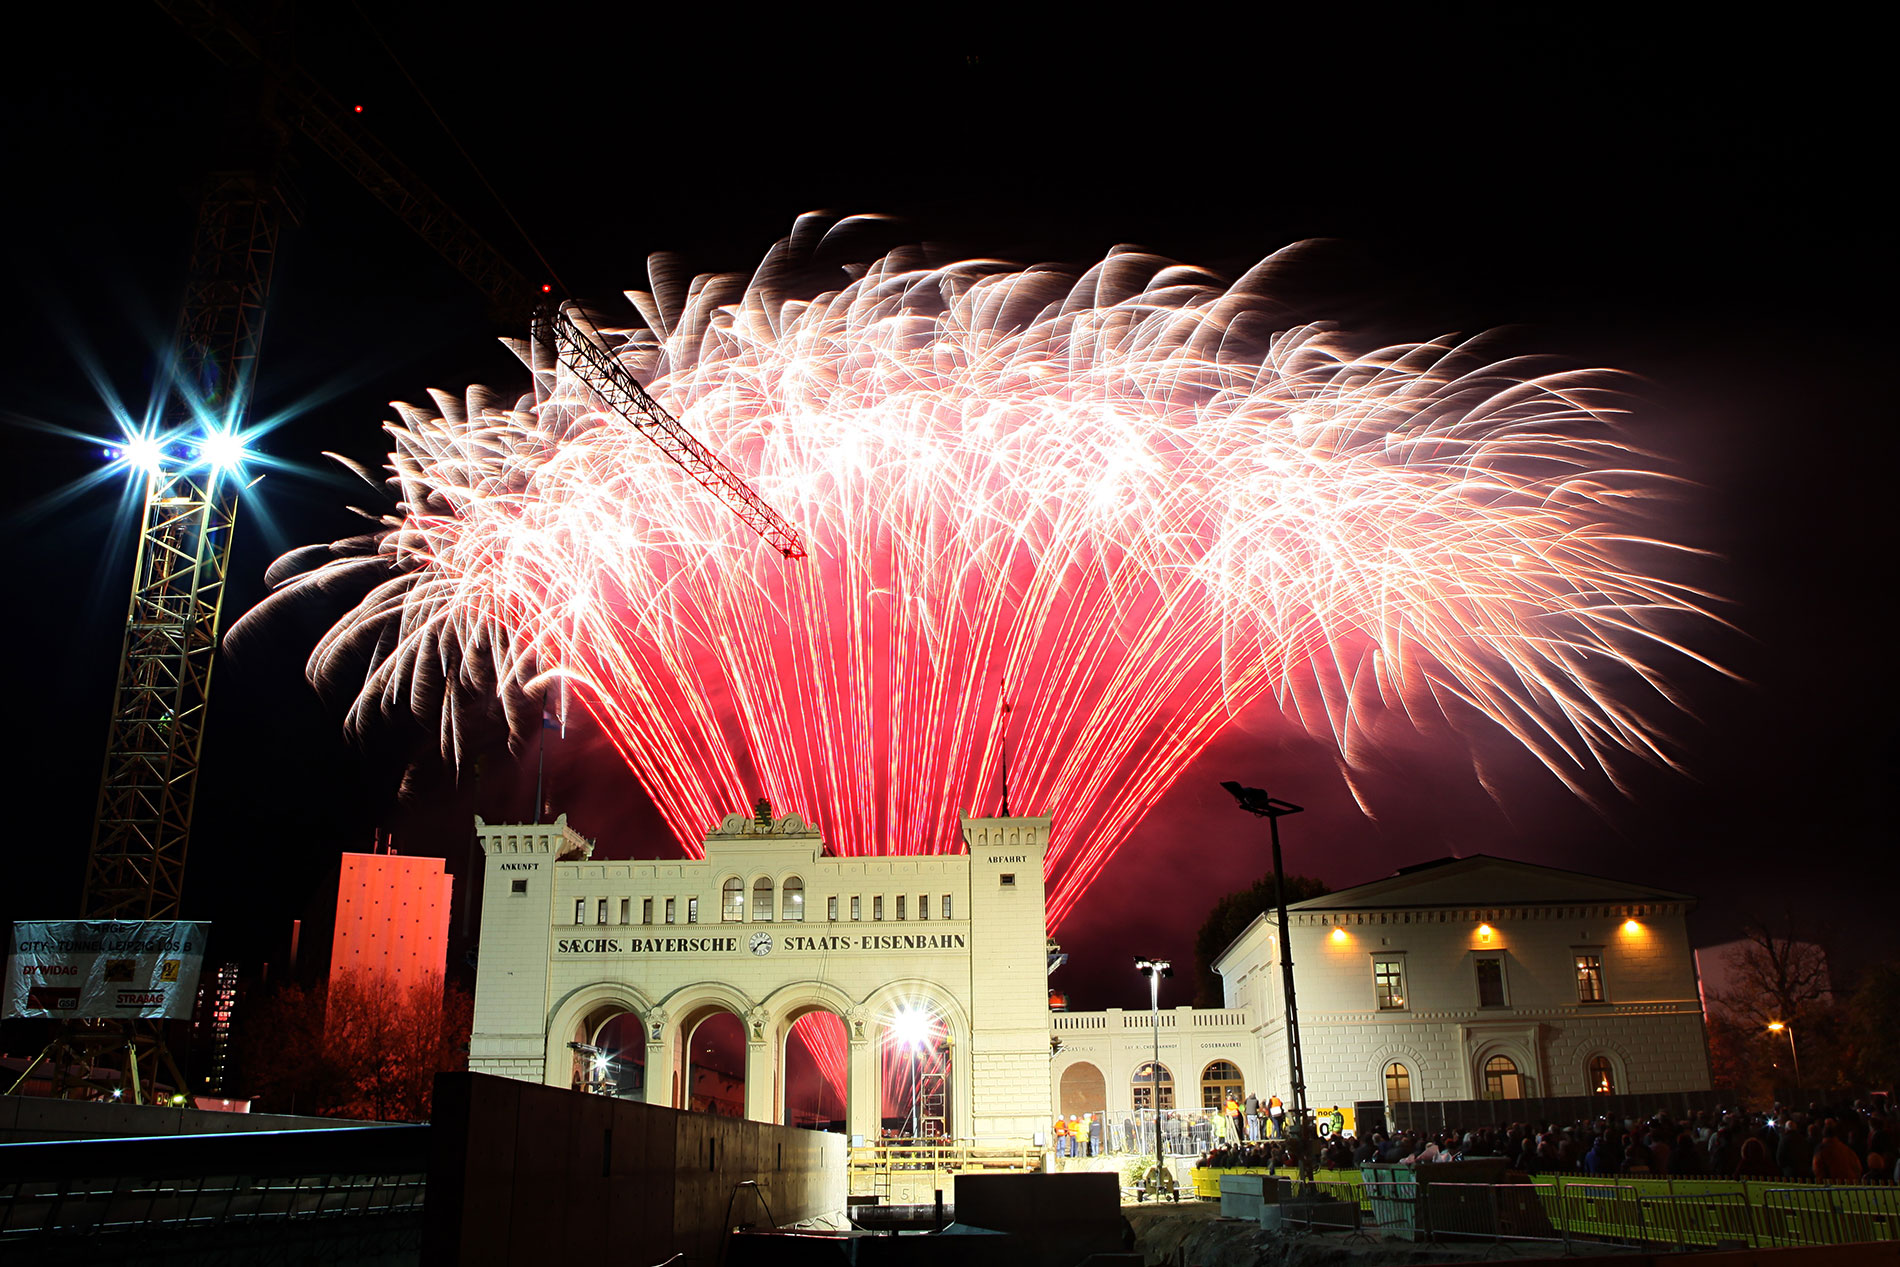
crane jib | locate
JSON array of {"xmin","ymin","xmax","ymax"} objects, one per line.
[{"xmin": 537, "ymin": 306, "xmax": 807, "ymax": 561}]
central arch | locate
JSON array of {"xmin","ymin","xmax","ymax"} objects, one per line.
[{"xmin": 680, "ymin": 1004, "xmax": 747, "ymax": 1117}]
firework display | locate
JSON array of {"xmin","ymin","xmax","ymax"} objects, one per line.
[{"xmin": 252, "ymin": 216, "xmax": 1719, "ymax": 925}]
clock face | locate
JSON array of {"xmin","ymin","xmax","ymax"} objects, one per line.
[{"xmin": 749, "ymin": 931, "xmax": 773, "ymax": 957}]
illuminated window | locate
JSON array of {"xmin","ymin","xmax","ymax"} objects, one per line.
[
  {"xmin": 851, "ymin": 896, "xmax": 861, "ymax": 921},
  {"xmin": 1576, "ymin": 953, "xmax": 1605, "ymax": 1003},
  {"xmin": 1384, "ymin": 1061, "xmax": 1412, "ymax": 1103},
  {"xmin": 597, "ymin": 899, "xmax": 608, "ymax": 925},
  {"xmin": 574, "ymin": 899, "xmax": 586, "ymax": 925},
  {"xmin": 784, "ymin": 877, "xmax": 804, "ymax": 922},
  {"xmin": 943, "ymin": 894, "xmax": 953, "ymax": 919},
  {"xmin": 873, "ymin": 896, "xmax": 884, "ymax": 921},
  {"xmin": 827, "ymin": 896, "xmax": 839, "ymax": 921},
  {"xmin": 1475, "ymin": 957, "xmax": 1506, "ymax": 1008},
  {"xmin": 1201, "ymin": 1059, "xmax": 1243, "ymax": 1109},
  {"xmin": 752, "ymin": 877, "xmax": 774, "ymax": 922},
  {"xmin": 618, "ymin": 898, "xmax": 629, "ymax": 924},
  {"xmin": 687, "ymin": 897, "xmax": 698, "ymax": 924},
  {"xmin": 664, "ymin": 898, "xmax": 675, "ymax": 925},
  {"xmin": 722, "ymin": 877, "xmax": 744, "ymax": 922},
  {"xmin": 1484, "ymin": 1055, "xmax": 1523, "ymax": 1099},
  {"xmin": 641, "ymin": 897, "xmax": 652, "ymax": 924},
  {"xmin": 919, "ymin": 894, "xmax": 930, "ymax": 920},
  {"xmin": 1131, "ymin": 1061, "xmax": 1174, "ymax": 1111},
  {"xmin": 1588, "ymin": 1055, "xmax": 1615, "ymax": 1095},
  {"xmin": 896, "ymin": 895, "xmax": 906, "ymax": 921},
  {"xmin": 1373, "ymin": 959, "xmax": 1407, "ymax": 1010}
]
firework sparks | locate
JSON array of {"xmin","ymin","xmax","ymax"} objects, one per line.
[{"xmin": 247, "ymin": 216, "xmax": 1722, "ymax": 925}]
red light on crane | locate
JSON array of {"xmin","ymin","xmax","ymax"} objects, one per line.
[
  {"xmin": 353, "ymin": 104, "xmax": 364, "ymax": 114},
  {"xmin": 542, "ymin": 284, "xmax": 552, "ymax": 293}
]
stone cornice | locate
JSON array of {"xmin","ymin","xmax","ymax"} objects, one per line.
[{"xmin": 1294, "ymin": 900, "xmax": 1687, "ymax": 925}]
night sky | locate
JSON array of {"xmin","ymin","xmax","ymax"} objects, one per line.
[{"xmin": 4, "ymin": 8, "xmax": 1890, "ymax": 1017}]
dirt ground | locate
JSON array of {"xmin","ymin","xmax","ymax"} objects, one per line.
[{"xmin": 1120, "ymin": 1201, "xmax": 1631, "ymax": 1267}]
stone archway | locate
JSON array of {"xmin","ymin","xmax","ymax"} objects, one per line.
[
  {"xmin": 761, "ymin": 981, "xmax": 858, "ymax": 1132},
  {"xmin": 570, "ymin": 1002, "xmax": 648, "ymax": 1099},
  {"xmin": 680, "ymin": 1004, "xmax": 748, "ymax": 1118},
  {"xmin": 859, "ymin": 980, "xmax": 971, "ymax": 1142},
  {"xmin": 780, "ymin": 1008, "xmax": 848, "ymax": 1130}
]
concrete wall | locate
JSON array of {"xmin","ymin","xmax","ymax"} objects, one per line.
[
  {"xmin": 425, "ymin": 1071, "xmax": 845, "ymax": 1267},
  {"xmin": 0, "ymin": 1094, "xmax": 371, "ymax": 1143}
]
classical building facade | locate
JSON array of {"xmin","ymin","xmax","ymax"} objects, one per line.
[
  {"xmin": 1051, "ymin": 856, "xmax": 1711, "ymax": 1120},
  {"xmin": 468, "ymin": 807, "xmax": 1055, "ymax": 1145}
]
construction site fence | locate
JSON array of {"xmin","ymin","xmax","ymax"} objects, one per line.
[
  {"xmin": 847, "ymin": 1141, "xmax": 1043, "ymax": 1195},
  {"xmin": 1189, "ymin": 1168, "xmax": 1900, "ymax": 1249}
]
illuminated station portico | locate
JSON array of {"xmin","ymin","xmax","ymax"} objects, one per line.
[{"xmin": 468, "ymin": 806, "xmax": 1055, "ymax": 1144}]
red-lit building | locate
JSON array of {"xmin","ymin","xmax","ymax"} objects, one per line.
[{"xmin": 329, "ymin": 851, "xmax": 454, "ymax": 997}]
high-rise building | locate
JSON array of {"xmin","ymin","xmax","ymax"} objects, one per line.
[
  {"xmin": 193, "ymin": 961, "xmax": 241, "ymax": 1093},
  {"xmin": 329, "ymin": 850, "xmax": 454, "ymax": 997}
]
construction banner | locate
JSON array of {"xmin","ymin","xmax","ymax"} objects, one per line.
[{"xmin": 2, "ymin": 921, "xmax": 209, "ymax": 1020}]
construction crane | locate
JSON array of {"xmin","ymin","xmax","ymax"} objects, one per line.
[
  {"xmin": 78, "ymin": 0, "xmax": 805, "ymax": 926},
  {"xmin": 156, "ymin": 0, "xmax": 804, "ymax": 555},
  {"xmin": 35, "ymin": 5, "xmax": 809, "ymax": 1102},
  {"xmin": 84, "ymin": 173, "xmax": 286, "ymax": 924}
]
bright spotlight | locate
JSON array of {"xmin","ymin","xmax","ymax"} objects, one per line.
[
  {"xmin": 122, "ymin": 434, "xmax": 166, "ymax": 475},
  {"xmin": 890, "ymin": 1005, "xmax": 932, "ymax": 1050},
  {"xmin": 198, "ymin": 428, "xmax": 250, "ymax": 472}
]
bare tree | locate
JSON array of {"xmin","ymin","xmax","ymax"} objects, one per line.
[{"xmin": 1711, "ymin": 920, "xmax": 1832, "ymax": 1030}]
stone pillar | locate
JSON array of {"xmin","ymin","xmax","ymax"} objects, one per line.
[
  {"xmin": 744, "ymin": 1006, "xmax": 776, "ymax": 1122},
  {"xmin": 846, "ymin": 1008, "xmax": 878, "ymax": 1144},
  {"xmin": 644, "ymin": 1009, "xmax": 674, "ymax": 1107}
]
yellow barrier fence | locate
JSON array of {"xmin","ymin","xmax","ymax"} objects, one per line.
[{"xmin": 1187, "ymin": 1167, "xmax": 1900, "ymax": 1249}]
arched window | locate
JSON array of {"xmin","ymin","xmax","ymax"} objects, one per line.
[
  {"xmin": 1131, "ymin": 1061, "xmax": 1173, "ymax": 1111},
  {"xmin": 783, "ymin": 876, "xmax": 805, "ymax": 922},
  {"xmin": 1384, "ymin": 1061, "xmax": 1412, "ymax": 1103},
  {"xmin": 722, "ymin": 877, "xmax": 744, "ymax": 922},
  {"xmin": 752, "ymin": 877, "xmax": 775, "ymax": 922},
  {"xmin": 1484, "ymin": 1055, "xmax": 1523, "ymax": 1099},
  {"xmin": 1201, "ymin": 1059, "xmax": 1244, "ymax": 1109},
  {"xmin": 1588, "ymin": 1055, "xmax": 1615, "ymax": 1095}
]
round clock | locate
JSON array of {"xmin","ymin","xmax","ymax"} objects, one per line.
[{"xmin": 749, "ymin": 931, "xmax": 773, "ymax": 957}]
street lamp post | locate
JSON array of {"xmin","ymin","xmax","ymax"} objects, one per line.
[
  {"xmin": 1134, "ymin": 956, "xmax": 1175, "ymax": 1201},
  {"xmin": 1767, "ymin": 1021, "xmax": 1801, "ymax": 1091},
  {"xmin": 1221, "ymin": 782, "xmax": 1312, "ymax": 1184}
]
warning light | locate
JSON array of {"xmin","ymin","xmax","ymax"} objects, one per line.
[
  {"xmin": 353, "ymin": 105, "xmax": 364, "ymax": 114},
  {"xmin": 541, "ymin": 284, "xmax": 552, "ymax": 293}
]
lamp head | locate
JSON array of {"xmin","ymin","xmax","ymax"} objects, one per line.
[
  {"xmin": 1220, "ymin": 782, "xmax": 1305, "ymax": 819},
  {"xmin": 197, "ymin": 426, "xmax": 251, "ymax": 473}
]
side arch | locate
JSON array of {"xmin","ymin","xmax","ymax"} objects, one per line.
[
  {"xmin": 1058, "ymin": 1060, "xmax": 1107, "ymax": 1115},
  {"xmin": 542, "ymin": 980, "xmax": 659, "ymax": 1087}
]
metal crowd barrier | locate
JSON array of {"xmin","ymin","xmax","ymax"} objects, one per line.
[{"xmin": 0, "ymin": 1126, "xmax": 429, "ymax": 1244}]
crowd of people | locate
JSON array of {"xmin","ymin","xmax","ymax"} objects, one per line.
[
  {"xmin": 1052, "ymin": 1091, "xmax": 1343, "ymax": 1159},
  {"xmin": 1189, "ymin": 1098, "xmax": 1898, "ymax": 1185}
]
